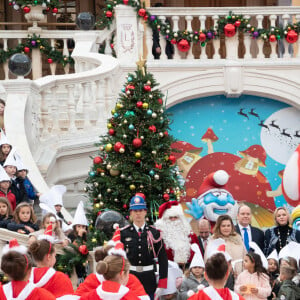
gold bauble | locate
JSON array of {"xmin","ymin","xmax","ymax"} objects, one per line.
[
  {"xmin": 94, "ymin": 203, "xmax": 100, "ymax": 209},
  {"xmin": 135, "ymin": 152, "xmax": 141, "ymax": 158},
  {"xmin": 129, "ymin": 184, "xmax": 136, "ymax": 190},
  {"xmin": 110, "ymin": 168, "xmax": 120, "ymax": 176},
  {"xmin": 107, "ymin": 123, "xmax": 112, "ymax": 129},
  {"xmin": 142, "ymin": 102, "xmax": 149, "ymax": 109},
  {"xmin": 105, "ymin": 144, "xmax": 113, "ymax": 152}
]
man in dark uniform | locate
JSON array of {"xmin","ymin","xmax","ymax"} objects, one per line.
[{"xmin": 120, "ymin": 193, "xmax": 168, "ymax": 300}]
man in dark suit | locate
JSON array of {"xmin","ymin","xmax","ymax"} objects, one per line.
[
  {"xmin": 235, "ymin": 204, "xmax": 265, "ymax": 251},
  {"xmin": 197, "ymin": 218, "xmax": 211, "ymax": 255}
]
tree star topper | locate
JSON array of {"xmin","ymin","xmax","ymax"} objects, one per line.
[{"xmin": 136, "ymin": 56, "xmax": 146, "ymax": 76}]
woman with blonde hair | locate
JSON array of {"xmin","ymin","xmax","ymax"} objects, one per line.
[{"xmin": 264, "ymin": 206, "xmax": 300, "ymax": 256}]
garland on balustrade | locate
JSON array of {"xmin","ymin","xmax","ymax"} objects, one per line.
[
  {"xmin": 96, "ymin": 0, "xmax": 300, "ymax": 52},
  {"xmin": 8, "ymin": 0, "xmax": 60, "ymax": 14},
  {"xmin": 0, "ymin": 34, "xmax": 74, "ymax": 67}
]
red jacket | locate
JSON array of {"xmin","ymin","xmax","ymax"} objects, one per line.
[
  {"xmin": 189, "ymin": 286, "xmax": 245, "ymax": 300},
  {"xmin": 0, "ymin": 189, "xmax": 16, "ymax": 211},
  {"xmin": 0, "ymin": 280, "xmax": 55, "ymax": 300},
  {"xmin": 30, "ymin": 267, "xmax": 74, "ymax": 298},
  {"xmin": 75, "ymin": 273, "xmax": 148, "ymax": 298}
]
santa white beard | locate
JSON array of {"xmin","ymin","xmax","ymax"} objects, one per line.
[{"xmin": 155, "ymin": 217, "xmax": 191, "ymax": 264}]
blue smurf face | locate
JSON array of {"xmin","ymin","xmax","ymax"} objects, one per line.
[
  {"xmin": 202, "ymin": 191, "xmax": 236, "ymax": 222},
  {"xmin": 292, "ymin": 217, "xmax": 300, "ymax": 230}
]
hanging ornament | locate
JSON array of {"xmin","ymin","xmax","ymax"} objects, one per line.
[
  {"xmin": 177, "ymin": 39, "xmax": 190, "ymax": 52},
  {"xmin": 164, "ymin": 131, "xmax": 169, "ymax": 136},
  {"xmin": 106, "ymin": 164, "xmax": 112, "ymax": 170},
  {"xmin": 105, "ymin": 144, "xmax": 113, "ymax": 152},
  {"xmin": 136, "ymin": 159, "xmax": 141, "ymax": 164},
  {"xmin": 89, "ymin": 171, "xmax": 96, "ymax": 177},
  {"xmin": 199, "ymin": 32, "xmax": 206, "ymax": 42},
  {"xmin": 149, "ymin": 170, "xmax": 155, "ymax": 176},
  {"xmin": 154, "ymin": 174, "xmax": 160, "ymax": 180},
  {"xmin": 114, "ymin": 142, "xmax": 125, "ymax": 152},
  {"xmin": 23, "ymin": 6, "xmax": 31, "ymax": 13},
  {"xmin": 123, "ymin": 204, "xmax": 128, "ymax": 209},
  {"xmin": 152, "ymin": 150, "xmax": 157, "ymax": 155},
  {"xmin": 47, "ymin": 58, "xmax": 53, "ymax": 64},
  {"xmin": 107, "ymin": 123, "xmax": 113, "ymax": 129},
  {"xmin": 234, "ymin": 20, "xmax": 241, "ymax": 27},
  {"xmin": 163, "ymin": 193, "xmax": 170, "ymax": 201},
  {"xmin": 135, "ymin": 152, "xmax": 142, "ymax": 158},
  {"xmin": 136, "ymin": 101, "xmax": 143, "ymax": 108},
  {"xmin": 149, "ymin": 125, "xmax": 157, "ymax": 132},
  {"xmin": 147, "ymin": 109, "xmax": 153, "ymax": 116},
  {"xmin": 79, "ymin": 245, "xmax": 89, "ymax": 255},
  {"xmin": 24, "ymin": 47, "xmax": 30, "ymax": 53},
  {"xmin": 133, "ymin": 138, "xmax": 142, "ymax": 148},
  {"xmin": 125, "ymin": 84, "xmax": 135, "ymax": 92},
  {"xmin": 152, "ymin": 113, "xmax": 157, "ymax": 118},
  {"xmin": 129, "ymin": 184, "xmax": 136, "ymax": 190},
  {"xmin": 106, "ymin": 11, "xmax": 113, "ymax": 18},
  {"xmin": 119, "ymin": 148, "xmax": 125, "ymax": 153},
  {"xmin": 93, "ymin": 156, "xmax": 103, "ymax": 164},
  {"xmin": 142, "ymin": 102, "xmax": 149, "ymax": 109},
  {"xmin": 159, "ymin": 132, "xmax": 164, "ymax": 137},
  {"xmin": 138, "ymin": 8, "xmax": 146, "ymax": 17},
  {"xmin": 155, "ymin": 163, "xmax": 162, "ymax": 170},
  {"xmin": 129, "ymin": 124, "xmax": 135, "ymax": 130},
  {"xmin": 269, "ymin": 34, "xmax": 276, "ymax": 42},
  {"xmin": 286, "ymin": 30, "xmax": 298, "ymax": 44},
  {"xmin": 107, "ymin": 188, "xmax": 112, "ymax": 193},
  {"xmin": 158, "ymin": 98, "xmax": 163, "ymax": 105},
  {"xmin": 169, "ymin": 155, "xmax": 176, "ymax": 164},
  {"xmin": 144, "ymin": 85, "xmax": 151, "ymax": 92},
  {"xmin": 52, "ymin": 7, "xmax": 58, "ymax": 14},
  {"xmin": 224, "ymin": 23, "xmax": 236, "ymax": 37},
  {"xmin": 108, "ymin": 129, "xmax": 115, "ymax": 135}
]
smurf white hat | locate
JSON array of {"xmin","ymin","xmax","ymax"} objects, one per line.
[
  {"xmin": 15, "ymin": 154, "xmax": 28, "ymax": 171},
  {"xmin": 0, "ymin": 164, "xmax": 10, "ymax": 182},
  {"xmin": 249, "ymin": 241, "xmax": 268, "ymax": 269},
  {"xmin": 282, "ymin": 144, "xmax": 300, "ymax": 206},
  {"xmin": 278, "ymin": 241, "xmax": 300, "ymax": 266},
  {"xmin": 267, "ymin": 249, "xmax": 279, "ymax": 262},
  {"xmin": 190, "ymin": 243, "xmax": 205, "ymax": 269},
  {"xmin": 40, "ymin": 185, "xmax": 66, "ymax": 207},
  {"xmin": 3, "ymin": 147, "xmax": 18, "ymax": 168},
  {"xmin": 2, "ymin": 238, "xmax": 27, "ymax": 255},
  {"xmin": 160, "ymin": 260, "xmax": 183, "ymax": 296},
  {"xmin": 73, "ymin": 201, "xmax": 88, "ymax": 227},
  {"xmin": 0, "ymin": 131, "xmax": 11, "ymax": 146}
]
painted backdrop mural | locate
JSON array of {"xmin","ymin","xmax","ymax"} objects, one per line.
[{"xmin": 168, "ymin": 95, "xmax": 300, "ymax": 228}]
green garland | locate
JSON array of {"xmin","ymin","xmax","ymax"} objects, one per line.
[
  {"xmin": 0, "ymin": 34, "xmax": 74, "ymax": 67},
  {"xmin": 8, "ymin": 0, "xmax": 60, "ymax": 10},
  {"xmin": 96, "ymin": 1, "xmax": 300, "ymax": 48}
]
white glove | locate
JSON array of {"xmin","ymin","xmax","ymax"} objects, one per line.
[
  {"xmin": 197, "ymin": 284, "xmax": 205, "ymax": 291},
  {"xmin": 154, "ymin": 288, "xmax": 162, "ymax": 300},
  {"xmin": 187, "ymin": 290, "xmax": 195, "ymax": 297}
]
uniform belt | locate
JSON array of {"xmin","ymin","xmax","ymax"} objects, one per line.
[{"xmin": 130, "ymin": 265, "xmax": 154, "ymax": 272}]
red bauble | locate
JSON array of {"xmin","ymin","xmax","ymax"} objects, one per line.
[
  {"xmin": 224, "ymin": 23, "xmax": 236, "ymax": 37},
  {"xmin": 149, "ymin": 125, "xmax": 156, "ymax": 132},
  {"xmin": 177, "ymin": 39, "xmax": 190, "ymax": 52},
  {"xmin": 52, "ymin": 8, "xmax": 58, "ymax": 14},
  {"xmin": 114, "ymin": 142, "xmax": 124, "ymax": 152},
  {"xmin": 199, "ymin": 32, "xmax": 206, "ymax": 42},
  {"xmin": 78, "ymin": 245, "xmax": 88, "ymax": 255},
  {"xmin": 163, "ymin": 193, "xmax": 170, "ymax": 201},
  {"xmin": 23, "ymin": 6, "xmax": 31, "ymax": 13},
  {"xmin": 144, "ymin": 85, "xmax": 151, "ymax": 92},
  {"xmin": 171, "ymin": 39, "xmax": 177, "ymax": 45},
  {"xmin": 106, "ymin": 11, "xmax": 113, "ymax": 18},
  {"xmin": 108, "ymin": 129, "xmax": 115, "ymax": 136},
  {"xmin": 97, "ymin": 211, "xmax": 102, "ymax": 216},
  {"xmin": 234, "ymin": 20, "xmax": 241, "ymax": 27},
  {"xmin": 143, "ymin": 15, "xmax": 148, "ymax": 21},
  {"xmin": 269, "ymin": 34, "xmax": 276, "ymax": 42},
  {"xmin": 47, "ymin": 58, "xmax": 53, "ymax": 64},
  {"xmin": 24, "ymin": 47, "xmax": 30, "ymax": 53},
  {"xmin": 125, "ymin": 84, "xmax": 135, "ymax": 91},
  {"xmin": 138, "ymin": 8, "xmax": 146, "ymax": 17},
  {"xmin": 110, "ymin": 43, "xmax": 114, "ymax": 49},
  {"xmin": 155, "ymin": 163, "xmax": 162, "ymax": 169},
  {"xmin": 123, "ymin": 0, "xmax": 129, "ymax": 4},
  {"xmin": 123, "ymin": 204, "xmax": 127, "ymax": 209},
  {"xmin": 286, "ymin": 30, "xmax": 298, "ymax": 44},
  {"xmin": 136, "ymin": 159, "xmax": 141, "ymax": 164},
  {"xmin": 169, "ymin": 154, "xmax": 176, "ymax": 164},
  {"xmin": 133, "ymin": 138, "xmax": 142, "ymax": 148},
  {"xmin": 157, "ymin": 98, "xmax": 163, "ymax": 104},
  {"xmin": 93, "ymin": 156, "xmax": 103, "ymax": 164},
  {"xmin": 164, "ymin": 131, "xmax": 168, "ymax": 136},
  {"xmin": 136, "ymin": 101, "xmax": 143, "ymax": 108}
]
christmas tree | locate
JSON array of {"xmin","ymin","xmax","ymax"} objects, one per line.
[{"xmin": 85, "ymin": 58, "xmax": 182, "ymax": 243}]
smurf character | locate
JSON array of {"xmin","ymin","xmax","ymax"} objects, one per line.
[{"xmin": 185, "ymin": 170, "xmax": 238, "ymax": 224}]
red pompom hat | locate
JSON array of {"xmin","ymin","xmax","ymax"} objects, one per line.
[
  {"xmin": 158, "ymin": 201, "xmax": 183, "ymax": 219},
  {"xmin": 197, "ymin": 170, "xmax": 232, "ymax": 199}
]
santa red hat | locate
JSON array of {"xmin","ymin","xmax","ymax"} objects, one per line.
[
  {"xmin": 282, "ymin": 145, "xmax": 300, "ymax": 206},
  {"xmin": 198, "ymin": 170, "xmax": 231, "ymax": 198},
  {"xmin": 108, "ymin": 242, "xmax": 127, "ymax": 258},
  {"xmin": 2, "ymin": 238, "xmax": 27, "ymax": 255},
  {"xmin": 108, "ymin": 224, "xmax": 121, "ymax": 246},
  {"xmin": 38, "ymin": 223, "xmax": 55, "ymax": 243},
  {"xmin": 158, "ymin": 201, "xmax": 183, "ymax": 219}
]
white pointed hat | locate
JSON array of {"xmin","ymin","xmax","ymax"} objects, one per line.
[
  {"xmin": 0, "ymin": 164, "xmax": 11, "ymax": 182},
  {"xmin": 15, "ymin": 154, "xmax": 28, "ymax": 171},
  {"xmin": 160, "ymin": 261, "xmax": 183, "ymax": 296},
  {"xmin": 249, "ymin": 241, "xmax": 268, "ymax": 269},
  {"xmin": 73, "ymin": 201, "xmax": 88, "ymax": 226},
  {"xmin": 279, "ymin": 241, "xmax": 300, "ymax": 266},
  {"xmin": 3, "ymin": 147, "xmax": 18, "ymax": 168},
  {"xmin": 267, "ymin": 249, "xmax": 279, "ymax": 262},
  {"xmin": 40, "ymin": 185, "xmax": 66, "ymax": 207},
  {"xmin": 0, "ymin": 130, "xmax": 11, "ymax": 146},
  {"xmin": 190, "ymin": 243, "xmax": 205, "ymax": 269}
]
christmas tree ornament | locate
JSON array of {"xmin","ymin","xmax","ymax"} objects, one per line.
[
  {"xmin": 128, "ymin": 176, "xmax": 133, "ymax": 180},
  {"xmin": 24, "ymin": 47, "xmax": 30, "ymax": 53},
  {"xmin": 152, "ymin": 113, "xmax": 157, "ymax": 118},
  {"xmin": 101, "ymin": 172, "xmax": 105, "ymax": 176},
  {"xmin": 135, "ymin": 152, "xmax": 142, "ymax": 158},
  {"xmin": 123, "ymin": 134, "xmax": 127, "ymax": 138},
  {"xmin": 149, "ymin": 125, "xmax": 157, "ymax": 132},
  {"xmin": 129, "ymin": 124, "xmax": 135, "ymax": 130},
  {"xmin": 159, "ymin": 132, "xmax": 164, "ymax": 137},
  {"xmin": 138, "ymin": 8, "xmax": 146, "ymax": 17},
  {"xmin": 116, "ymin": 103, "xmax": 123, "ymax": 109},
  {"xmin": 133, "ymin": 138, "xmax": 142, "ymax": 148},
  {"xmin": 113, "ymin": 113, "xmax": 119, "ymax": 118},
  {"xmin": 94, "ymin": 203, "xmax": 100, "ymax": 209},
  {"xmin": 123, "ymin": 119, "xmax": 128, "ymax": 124},
  {"xmin": 199, "ymin": 32, "xmax": 206, "ymax": 42},
  {"xmin": 119, "ymin": 148, "xmax": 125, "ymax": 153},
  {"xmin": 169, "ymin": 154, "xmax": 176, "ymax": 164},
  {"xmin": 114, "ymin": 142, "xmax": 125, "ymax": 152},
  {"xmin": 107, "ymin": 188, "xmax": 112, "ymax": 193},
  {"xmin": 144, "ymin": 85, "xmax": 151, "ymax": 92},
  {"xmin": 23, "ymin": 6, "xmax": 31, "ymax": 13},
  {"xmin": 129, "ymin": 184, "xmax": 136, "ymax": 190},
  {"xmin": 147, "ymin": 109, "xmax": 153, "ymax": 115},
  {"xmin": 114, "ymin": 199, "xmax": 119, "ymax": 202},
  {"xmin": 177, "ymin": 39, "xmax": 190, "ymax": 52},
  {"xmin": 224, "ymin": 23, "xmax": 236, "ymax": 37},
  {"xmin": 111, "ymin": 109, "xmax": 116, "ymax": 115},
  {"xmin": 164, "ymin": 131, "xmax": 169, "ymax": 136},
  {"xmin": 47, "ymin": 58, "xmax": 53, "ymax": 64},
  {"xmin": 120, "ymin": 174, "xmax": 126, "ymax": 179},
  {"xmin": 106, "ymin": 11, "xmax": 113, "ymax": 18},
  {"xmin": 147, "ymin": 80, "xmax": 151, "ymax": 85},
  {"xmin": 235, "ymin": 20, "xmax": 241, "ymax": 27},
  {"xmin": 163, "ymin": 193, "xmax": 170, "ymax": 201},
  {"xmin": 152, "ymin": 150, "xmax": 157, "ymax": 155},
  {"xmin": 79, "ymin": 245, "xmax": 88, "ymax": 255},
  {"xmin": 154, "ymin": 174, "xmax": 160, "ymax": 180},
  {"xmin": 269, "ymin": 34, "xmax": 276, "ymax": 42},
  {"xmin": 105, "ymin": 144, "xmax": 112, "ymax": 152},
  {"xmin": 142, "ymin": 102, "xmax": 149, "ymax": 109},
  {"xmin": 94, "ymin": 182, "xmax": 99, "ymax": 187},
  {"xmin": 110, "ymin": 168, "xmax": 120, "ymax": 176},
  {"xmin": 140, "ymin": 185, "xmax": 144, "ymax": 189},
  {"xmin": 52, "ymin": 7, "xmax": 58, "ymax": 14},
  {"xmin": 136, "ymin": 101, "xmax": 143, "ymax": 108},
  {"xmin": 149, "ymin": 170, "xmax": 155, "ymax": 176},
  {"xmin": 106, "ymin": 164, "xmax": 112, "ymax": 169},
  {"xmin": 123, "ymin": 204, "xmax": 128, "ymax": 209},
  {"xmin": 89, "ymin": 171, "xmax": 95, "ymax": 177},
  {"xmin": 93, "ymin": 156, "xmax": 103, "ymax": 165},
  {"xmin": 140, "ymin": 136, "xmax": 144, "ymax": 139},
  {"xmin": 107, "ymin": 123, "xmax": 112, "ymax": 129},
  {"xmin": 92, "ymin": 238, "xmax": 97, "ymax": 243},
  {"xmin": 98, "ymin": 194, "xmax": 102, "ymax": 199},
  {"xmin": 99, "ymin": 201, "xmax": 104, "ymax": 207},
  {"xmin": 127, "ymin": 75, "xmax": 132, "ymax": 81},
  {"xmin": 108, "ymin": 129, "xmax": 115, "ymax": 135},
  {"xmin": 286, "ymin": 30, "xmax": 298, "ymax": 43}
]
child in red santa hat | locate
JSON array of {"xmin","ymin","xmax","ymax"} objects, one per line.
[
  {"xmin": 28, "ymin": 223, "xmax": 74, "ymax": 298},
  {"xmin": 79, "ymin": 241, "xmax": 141, "ymax": 300},
  {"xmin": 0, "ymin": 238, "xmax": 56, "ymax": 299},
  {"xmin": 75, "ymin": 225, "xmax": 149, "ymax": 299}
]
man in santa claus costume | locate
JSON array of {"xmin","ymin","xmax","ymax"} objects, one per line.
[{"xmin": 155, "ymin": 200, "xmax": 201, "ymax": 267}]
